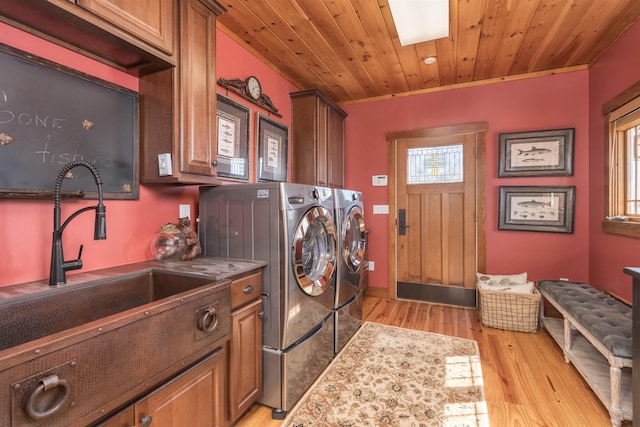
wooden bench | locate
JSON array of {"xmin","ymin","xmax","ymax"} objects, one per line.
[{"xmin": 537, "ymin": 280, "xmax": 632, "ymax": 427}]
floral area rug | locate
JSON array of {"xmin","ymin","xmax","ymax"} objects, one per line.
[{"xmin": 283, "ymin": 321, "xmax": 489, "ymax": 427}]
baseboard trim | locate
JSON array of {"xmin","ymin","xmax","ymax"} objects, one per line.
[{"xmin": 364, "ymin": 286, "xmax": 390, "ymax": 299}]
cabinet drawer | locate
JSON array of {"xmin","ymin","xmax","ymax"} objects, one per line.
[{"xmin": 231, "ymin": 271, "xmax": 262, "ymax": 309}]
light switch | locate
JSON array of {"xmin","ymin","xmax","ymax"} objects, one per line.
[
  {"xmin": 158, "ymin": 153, "xmax": 172, "ymax": 176},
  {"xmin": 373, "ymin": 205, "xmax": 389, "ymax": 214}
]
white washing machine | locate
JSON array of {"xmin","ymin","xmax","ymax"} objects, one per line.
[
  {"xmin": 333, "ymin": 188, "xmax": 366, "ymax": 354},
  {"xmin": 199, "ymin": 183, "xmax": 337, "ymax": 418}
]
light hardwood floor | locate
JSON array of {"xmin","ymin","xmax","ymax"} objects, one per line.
[{"xmin": 235, "ymin": 296, "xmax": 630, "ymax": 427}]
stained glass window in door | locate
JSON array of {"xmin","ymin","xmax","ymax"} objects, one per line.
[{"xmin": 407, "ymin": 144, "xmax": 463, "ymax": 184}]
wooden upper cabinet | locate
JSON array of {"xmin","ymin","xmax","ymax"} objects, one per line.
[
  {"xmin": 291, "ymin": 89, "xmax": 347, "ymax": 188},
  {"xmin": 0, "ymin": 0, "xmax": 176, "ymax": 75},
  {"xmin": 327, "ymin": 104, "xmax": 346, "ymax": 188},
  {"xmin": 139, "ymin": 0, "xmax": 225, "ymax": 184},
  {"xmin": 75, "ymin": 0, "xmax": 175, "ymax": 56}
]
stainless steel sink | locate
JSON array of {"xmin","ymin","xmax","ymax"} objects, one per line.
[
  {"xmin": 0, "ymin": 269, "xmax": 231, "ymax": 427},
  {"xmin": 0, "ymin": 270, "xmax": 213, "ymax": 351}
]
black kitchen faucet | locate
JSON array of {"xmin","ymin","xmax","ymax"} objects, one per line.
[{"xmin": 49, "ymin": 161, "xmax": 107, "ymax": 286}]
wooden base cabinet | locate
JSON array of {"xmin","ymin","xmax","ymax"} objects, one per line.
[
  {"xmin": 139, "ymin": 0, "xmax": 226, "ymax": 184},
  {"xmin": 228, "ymin": 271, "xmax": 263, "ymax": 424},
  {"xmin": 96, "ymin": 347, "xmax": 227, "ymax": 427},
  {"xmin": 291, "ymin": 89, "xmax": 347, "ymax": 188}
]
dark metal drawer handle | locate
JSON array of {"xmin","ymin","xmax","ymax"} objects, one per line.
[
  {"xmin": 197, "ymin": 307, "xmax": 219, "ymax": 333},
  {"xmin": 242, "ymin": 284, "xmax": 254, "ymax": 294},
  {"xmin": 25, "ymin": 374, "xmax": 71, "ymax": 420}
]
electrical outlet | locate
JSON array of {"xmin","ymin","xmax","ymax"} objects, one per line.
[
  {"xmin": 179, "ymin": 204, "xmax": 191, "ymax": 219},
  {"xmin": 368, "ymin": 261, "xmax": 375, "ymax": 271}
]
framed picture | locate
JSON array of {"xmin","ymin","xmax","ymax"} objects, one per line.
[
  {"xmin": 256, "ymin": 113, "xmax": 288, "ymax": 182},
  {"xmin": 216, "ymin": 94, "xmax": 250, "ymax": 181},
  {"xmin": 498, "ymin": 128, "xmax": 574, "ymax": 177},
  {"xmin": 498, "ymin": 186, "xmax": 576, "ymax": 233}
]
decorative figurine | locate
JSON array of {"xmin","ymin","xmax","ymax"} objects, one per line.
[{"xmin": 177, "ymin": 217, "xmax": 202, "ymax": 261}]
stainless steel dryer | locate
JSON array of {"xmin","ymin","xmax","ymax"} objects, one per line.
[
  {"xmin": 199, "ymin": 182, "xmax": 337, "ymax": 418},
  {"xmin": 332, "ymin": 188, "xmax": 366, "ymax": 353}
]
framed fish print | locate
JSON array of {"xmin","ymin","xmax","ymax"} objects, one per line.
[
  {"xmin": 256, "ymin": 113, "xmax": 288, "ymax": 182},
  {"xmin": 498, "ymin": 128, "xmax": 574, "ymax": 177},
  {"xmin": 498, "ymin": 186, "xmax": 576, "ymax": 233},
  {"xmin": 216, "ymin": 93, "xmax": 250, "ymax": 181}
]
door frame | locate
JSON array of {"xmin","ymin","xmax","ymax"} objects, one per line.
[{"xmin": 386, "ymin": 122, "xmax": 488, "ymax": 301}]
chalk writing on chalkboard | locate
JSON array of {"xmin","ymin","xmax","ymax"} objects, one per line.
[{"xmin": 0, "ymin": 44, "xmax": 139, "ymax": 199}]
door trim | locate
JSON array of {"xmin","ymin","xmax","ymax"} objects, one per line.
[{"xmin": 386, "ymin": 122, "xmax": 488, "ymax": 301}]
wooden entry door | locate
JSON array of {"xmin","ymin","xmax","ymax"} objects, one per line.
[{"xmin": 388, "ymin": 123, "xmax": 487, "ymax": 307}]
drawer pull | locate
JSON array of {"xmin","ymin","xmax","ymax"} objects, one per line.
[
  {"xmin": 197, "ymin": 307, "xmax": 219, "ymax": 333},
  {"xmin": 25, "ymin": 374, "xmax": 71, "ymax": 419},
  {"xmin": 141, "ymin": 415, "xmax": 153, "ymax": 427},
  {"xmin": 242, "ymin": 284, "xmax": 254, "ymax": 294}
]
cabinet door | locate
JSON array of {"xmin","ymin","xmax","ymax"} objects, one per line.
[
  {"xmin": 134, "ymin": 348, "xmax": 226, "ymax": 427},
  {"xmin": 315, "ymin": 99, "xmax": 329, "ymax": 186},
  {"xmin": 291, "ymin": 94, "xmax": 320, "ymax": 185},
  {"xmin": 76, "ymin": 0, "xmax": 174, "ymax": 55},
  {"xmin": 229, "ymin": 299, "xmax": 263, "ymax": 422},
  {"xmin": 327, "ymin": 104, "xmax": 345, "ymax": 188},
  {"xmin": 93, "ymin": 406, "xmax": 134, "ymax": 427},
  {"xmin": 178, "ymin": 0, "xmax": 218, "ymax": 177}
]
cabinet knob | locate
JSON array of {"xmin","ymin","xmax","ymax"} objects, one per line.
[
  {"xmin": 211, "ymin": 160, "xmax": 218, "ymax": 167},
  {"xmin": 140, "ymin": 415, "xmax": 153, "ymax": 427}
]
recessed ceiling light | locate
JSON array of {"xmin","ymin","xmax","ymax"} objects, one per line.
[
  {"xmin": 423, "ymin": 57, "xmax": 437, "ymax": 65},
  {"xmin": 389, "ymin": 0, "xmax": 449, "ymax": 46}
]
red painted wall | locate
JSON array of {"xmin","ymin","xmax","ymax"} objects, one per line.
[
  {"xmin": 343, "ymin": 72, "xmax": 591, "ymax": 292},
  {"xmin": 0, "ymin": 25, "xmax": 295, "ymax": 287},
  {"xmin": 2, "ymin": 15, "xmax": 639, "ymax": 303},
  {"xmin": 588, "ymin": 20, "xmax": 640, "ymax": 302}
]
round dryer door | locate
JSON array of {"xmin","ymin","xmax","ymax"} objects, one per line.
[
  {"xmin": 343, "ymin": 205, "xmax": 366, "ymax": 273},
  {"xmin": 292, "ymin": 206, "xmax": 337, "ymax": 296}
]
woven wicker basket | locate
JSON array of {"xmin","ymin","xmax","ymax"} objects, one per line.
[{"xmin": 478, "ymin": 287, "xmax": 541, "ymax": 333}]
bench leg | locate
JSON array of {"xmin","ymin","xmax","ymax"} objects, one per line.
[
  {"xmin": 562, "ymin": 318, "xmax": 571, "ymax": 363},
  {"xmin": 609, "ymin": 366, "xmax": 623, "ymax": 427}
]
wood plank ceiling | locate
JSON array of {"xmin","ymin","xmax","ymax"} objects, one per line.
[{"xmin": 217, "ymin": 0, "xmax": 640, "ymax": 105}]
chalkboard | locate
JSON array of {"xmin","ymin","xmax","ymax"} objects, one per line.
[{"xmin": 0, "ymin": 44, "xmax": 139, "ymax": 199}]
